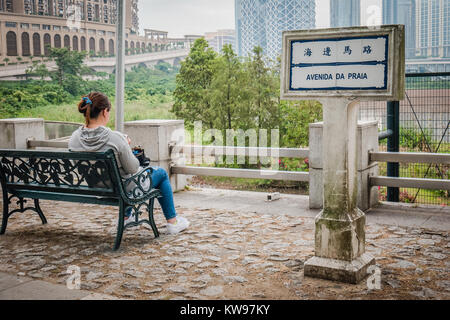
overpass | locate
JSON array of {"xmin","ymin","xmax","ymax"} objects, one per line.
[
  {"xmin": 87, "ymin": 48, "xmax": 189, "ymax": 73},
  {"xmin": 0, "ymin": 48, "xmax": 189, "ymax": 80}
]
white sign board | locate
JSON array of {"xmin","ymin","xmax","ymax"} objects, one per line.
[{"xmin": 281, "ymin": 25, "xmax": 405, "ymax": 101}]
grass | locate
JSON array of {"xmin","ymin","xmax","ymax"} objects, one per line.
[
  {"xmin": 16, "ymin": 95, "xmax": 176, "ymax": 127},
  {"xmin": 189, "ymin": 175, "xmax": 309, "ymax": 195},
  {"xmin": 378, "ymin": 161, "xmax": 449, "ymax": 206}
]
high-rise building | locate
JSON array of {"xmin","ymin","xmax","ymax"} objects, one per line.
[
  {"xmin": 330, "ymin": 0, "xmax": 360, "ymax": 28},
  {"xmin": 415, "ymin": 0, "xmax": 450, "ymax": 58},
  {"xmin": 0, "ymin": 1, "xmax": 139, "ymax": 30},
  {"xmin": 235, "ymin": 0, "xmax": 315, "ymax": 60},
  {"xmin": 383, "ymin": 0, "xmax": 416, "ymax": 59},
  {"xmin": 204, "ymin": 29, "xmax": 236, "ymax": 53},
  {"xmin": 0, "ymin": 0, "xmax": 158, "ymax": 60}
]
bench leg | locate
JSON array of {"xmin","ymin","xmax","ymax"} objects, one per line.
[
  {"xmin": 0, "ymin": 190, "xmax": 8, "ymax": 235},
  {"xmin": 113, "ymin": 201, "xmax": 126, "ymax": 251},
  {"xmin": 34, "ymin": 199, "xmax": 47, "ymax": 225},
  {"xmin": 148, "ymin": 197, "xmax": 159, "ymax": 238}
]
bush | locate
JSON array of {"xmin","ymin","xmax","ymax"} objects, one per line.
[
  {"xmin": 400, "ymin": 127, "xmax": 433, "ymax": 151},
  {"xmin": 279, "ymin": 100, "xmax": 323, "ymax": 148}
]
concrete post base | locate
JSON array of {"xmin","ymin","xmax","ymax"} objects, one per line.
[
  {"xmin": 304, "ymin": 253, "xmax": 375, "ymax": 284},
  {"xmin": 313, "ymin": 208, "xmax": 367, "ymax": 261}
]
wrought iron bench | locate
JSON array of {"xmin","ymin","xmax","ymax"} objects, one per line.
[{"xmin": 0, "ymin": 149, "xmax": 161, "ymax": 250}]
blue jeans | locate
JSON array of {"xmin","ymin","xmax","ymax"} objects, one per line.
[{"xmin": 125, "ymin": 167, "xmax": 177, "ymax": 221}]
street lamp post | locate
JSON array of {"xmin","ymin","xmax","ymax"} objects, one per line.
[{"xmin": 115, "ymin": 0, "xmax": 126, "ymax": 132}]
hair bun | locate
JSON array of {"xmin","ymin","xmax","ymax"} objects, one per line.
[
  {"xmin": 77, "ymin": 92, "xmax": 111, "ymax": 126},
  {"xmin": 78, "ymin": 96, "xmax": 91, "ymax": 114}
]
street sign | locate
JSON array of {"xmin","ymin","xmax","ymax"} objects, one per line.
[
  {"xmin": 281, "ymin": 25, "xmax": 405, "ymax": 101},
  {"xmin": 282, "ymin": 25, "xmax": 406, "ymax": 283}
]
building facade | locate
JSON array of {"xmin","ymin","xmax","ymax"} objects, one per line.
[
  {"xmin": 204, "ymin": 29, "xmax": 236, "ymax": 53},
  {"xmin": 383, "ymin": 0, "xmax": 416, "ymax": 59},
  {"xmin": 0, "ymin": 0, "xmax": 167, "ymax": 63},
  {"xmin": 330, "ymin": 0, "xmax": 360, "ymax": 28},
  {"xmin": 235, "ymin": 0, "xmax": 315, "ymax": 60},
  {"xmin": 415, "ymin": 0, "xmax": 450, "ymax": 59}
]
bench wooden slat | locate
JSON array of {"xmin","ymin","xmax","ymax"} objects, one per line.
[
  {"xmin": 11, "ymin": 190, "xmax": 120, "ymax": 206},
  {"xmin": 7, "ymin": 183, "xmax": 117, "ymax": 198}
]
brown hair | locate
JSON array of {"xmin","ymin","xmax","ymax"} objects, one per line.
[{"xmin": 78, "ymin": 92, "xmax": 111, "ymax": 126}]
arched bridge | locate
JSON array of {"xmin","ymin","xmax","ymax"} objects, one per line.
[
  {"xmin": 86, "ymin": 49, "xmax": 189, "ymax": 73},
  {"xmin": 0, "ymin": 49, "xmax": 189, "ymax": 80}
]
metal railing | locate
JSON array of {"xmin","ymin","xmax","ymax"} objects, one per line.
[
  {"xmin": 369, "ymin": 151, "xmax": 450, "ymax": 191},
  {"xmin": 360, "ymin": 72, "xmax": 450, "ymax": 205},
  {"xmin": 171, "ymin": 144, "xmax": 309, "ymax": 159},
  {"xmin": 169, "ymin": 144, "xmax": 310, "ymax": 182}
]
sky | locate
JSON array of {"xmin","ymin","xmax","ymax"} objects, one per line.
[{"xmin": 139, "ymin": 0, "xmax": 382, "ymax": 38}]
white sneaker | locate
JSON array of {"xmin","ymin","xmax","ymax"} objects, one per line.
[
  {"xmin": 124, "ymin": 212, "xmax": 136, "ymax": 226},
  {"xmin": 167, "ymin": 216, "xmax": 190, "ymax": 234}
]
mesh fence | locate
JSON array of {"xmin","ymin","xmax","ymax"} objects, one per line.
[{"xmin": 359, "ymin": 72, "xmax": 450, "ymax": 206}]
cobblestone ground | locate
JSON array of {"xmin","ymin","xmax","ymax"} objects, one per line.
[{"xmin": 0, "ymin": 198, "xmax": 449, "ymax": 300}]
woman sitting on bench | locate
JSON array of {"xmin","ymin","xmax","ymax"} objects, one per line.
[{"xmin": 68, "ymin": 91, "xmax": 189, "ymax": 234}]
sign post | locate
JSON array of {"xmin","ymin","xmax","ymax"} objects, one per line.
[{"xmin": 281, "ymin": 25, "xmax": 405, "ymax": 283}]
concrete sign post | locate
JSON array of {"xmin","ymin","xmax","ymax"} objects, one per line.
[{"xmin": 281, "ymin": 25, "xmax": 405, "ymax": 283}]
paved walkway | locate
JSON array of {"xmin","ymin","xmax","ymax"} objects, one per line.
[
  {"xmin": 0, "ymin": 272, "xmax": 116, "ymax": 300},
  {"xmin": 0, "ymin": 187, "xmax": 449, "ymax": 300}
]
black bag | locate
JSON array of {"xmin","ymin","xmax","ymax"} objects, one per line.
[{"xmin": 132, "ymin": 146, "xmax": 151, "ymax": 167}]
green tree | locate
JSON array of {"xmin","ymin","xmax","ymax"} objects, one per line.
[
  {"xmin": 172, "ymin": 38, "xmax": 217, "ymax": 129},
  {"xmin": 279, "ymin": 100, "xmax": 323, "ymax": 148},
  {"xmin": 25, "ymin": 60, "xmax": 49, "ymax": 81},
  {"xmin": 48, "ymin": 47, "xmax": 88, "ymax": 95},
  {"xmin": 155, "ymin": 61, "xmax": 171, "ymax": 73},
  {"xmin": 208, "ymin": 44, "xmax": 244, "ymax": 130},
  {"xmin": 244, "ymin": 46, "xmax": 280, "ymax": 132}
]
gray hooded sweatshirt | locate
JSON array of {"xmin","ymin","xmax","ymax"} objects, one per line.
[{"xmin": 68, "ymin": 126, "xmax": 140, "ymax": 178}]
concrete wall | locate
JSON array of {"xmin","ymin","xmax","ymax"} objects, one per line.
[
  {"xmin": 124, "ymin": 119, "xmax": 187, "ymax": 192},
  {"xmin": 309, "ymin": 120, "xmax": 379, "ymax": 211},
  {"xmin": 0, "ymin": 118, "xmax": 45, "ymax": 149}
]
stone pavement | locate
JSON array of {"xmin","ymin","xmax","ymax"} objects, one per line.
[
  {"xmin": 0, "ymin": 187, "xmax": 448, "ymax": 300},
  {"xmin": 0, "ymin": 272, "xmax": 116, "ymax": 300}
]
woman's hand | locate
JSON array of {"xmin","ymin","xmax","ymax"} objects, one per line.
[{"xmin": 123, "ymin": 134, "xmax": 131, "ymax": 145}]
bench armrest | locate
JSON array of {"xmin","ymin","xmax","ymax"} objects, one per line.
[{"xmin": 121, "ymin": 166, "xmax": 156, "ymax": 203}]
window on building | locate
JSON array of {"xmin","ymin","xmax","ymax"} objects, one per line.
[
  {"xmin": 22, "ymin": 32, "xmax": 30, "ymax": 56},
  {"xmin": 89, "ymin": 37, "xmax": 96, "ymax": 53},
  {"xmin": 6, "ymin": 31, "xmax": 17, "ymax": 56},
  {"xmin": 64, "ymin": 35, "xmax": 70, "ymax": 49},
  {"xmin": 73, "ymin": 36, "xmax": 79, "ymax": 51},
  {"xmin": 109, "ymin": 39, "xmax": 114, "ymax": 55},
  {"xmin": 33, "ymin": 33, "xmax": 41, "ymax": 56},
  {"xmin": 54, "ymin": 34, "xmax": 61, "ymax": 48},
  {"xmin": 44, "ymin": 33, "xmax": 51, "ymax": 56}
]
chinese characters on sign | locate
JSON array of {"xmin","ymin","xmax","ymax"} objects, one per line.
[{"xmin": 289, "ymin": 36, "xmax": 388, "ymax": 90}]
